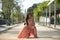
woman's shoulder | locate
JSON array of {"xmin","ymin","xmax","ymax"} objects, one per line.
[{"xmin": 23, "ymin": 24, "xmax": 28, "ymax": 29}]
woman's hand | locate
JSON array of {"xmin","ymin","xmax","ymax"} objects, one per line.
[{"xmin": 30, "ymin": 26, "xmax": 37, "ymax": 38}]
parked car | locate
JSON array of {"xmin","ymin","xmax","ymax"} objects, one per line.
[{"xmin": 0, "ymin": 19, "xmax": 7, "ymax": 25}]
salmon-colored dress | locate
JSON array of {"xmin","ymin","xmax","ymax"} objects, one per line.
[{"xmin": 17, "ymin": 25, "xmax": 34, "ymax": 38}]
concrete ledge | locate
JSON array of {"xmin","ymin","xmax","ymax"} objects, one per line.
[{"xmin": 0, "ymin": 24, "xmax": 18, "ymax": 33}]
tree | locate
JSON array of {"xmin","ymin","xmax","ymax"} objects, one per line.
[
  {"xmin": 27, "ymin": 4, "xmax": 37, "ymax": 14},
  {"xmin": 33, "ymin": 1, "xmax": 49, "ymax": 21},
  {"xmin": 15, "ymin": 6, "xmax": 21, "ymax": 23},
  {"xmin": 27, "ymin": 1, "xmax": 49, "ymax": 21},
  {"xmin": 2, "ymin": 0, "xmax": 23, "ymax": 25},
  {"xmin": 0, "ymin": 11, "xmax": 4, "ymax": 19},
  {"xmin": 2, "ymin": 0, "xmax": 15, "ymax": 25},
  {"xmin": 55, "ymin": 0, "xmax": 60, "ymax": 4}
]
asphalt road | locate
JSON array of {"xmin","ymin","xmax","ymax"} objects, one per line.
[{"xmin": 0, "ymin": 23, "xmax": 60, "ymax": 40}]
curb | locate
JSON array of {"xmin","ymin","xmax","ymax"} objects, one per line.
[
  {"xmin": 38, "ymin": 23, "xmax": 60, "ymax": 30},
  {"xmin": 0, "ymin": 24, "xmax": 18, "ymax": 33}
]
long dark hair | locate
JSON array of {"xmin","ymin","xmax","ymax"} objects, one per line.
[{"xmin": 26, "ymin": 13, "xmax": 33, "ymax": 25}]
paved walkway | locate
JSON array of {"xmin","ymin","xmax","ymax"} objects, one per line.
[{"xmin": 0, "ymin": 23, "xmax": 60, "ymax": 40}]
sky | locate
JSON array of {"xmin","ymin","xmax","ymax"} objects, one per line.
[
  {"xmin": 0, "ymin": 0, "xmax": 54, "ymax": 13},
  {"xmin": 21, "ymin": 0, "xmax": 49, "ymax": 13}
]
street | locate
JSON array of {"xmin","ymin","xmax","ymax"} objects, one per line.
[{"xmin": 0, "ymin": 23, "xmax": 60, "ymax": 40}]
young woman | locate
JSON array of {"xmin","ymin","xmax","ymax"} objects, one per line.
[{"xmin": 17, "ymin": 13, "xmax": 37, "ymax": 38}]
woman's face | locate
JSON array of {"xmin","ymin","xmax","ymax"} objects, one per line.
[{"xmin": 27, "ymin": 15, "xmax": 34, "ymax": 26}]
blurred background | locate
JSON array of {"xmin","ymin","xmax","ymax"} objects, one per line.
[{"xmin": 0, "ymin": 0, "xmax": 60, "ymax": 40}]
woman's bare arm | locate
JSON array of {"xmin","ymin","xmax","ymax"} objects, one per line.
[{"xmin": 34, "ymin": 26, "xmax": 37, "ymax": 38}]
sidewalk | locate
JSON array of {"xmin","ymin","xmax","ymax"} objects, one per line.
[
  {"xmin": 36, "ymin": 23, "xmax": 60, "ymax": 38},
  {"xmin": 0, "ymin": 24, "xmax": 18, "ymax": 33},
  {"xmin": 38, "ymin": 22, "xmax": 60, "ymax": 30}
]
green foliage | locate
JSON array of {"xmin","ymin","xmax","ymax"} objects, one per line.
[
  {"xmin": 27, "ymin": 1, "xmax": 49, "ymax": 21},
  {"xmin": 27, "ymin": 4, "xmax": 37, "ymax": 13},
  {"xmin": 0, "ymin": 12, "xmax": 4, "ymax": 19},
  {"xmin": 33, "ymin": 1, "xmax": 49, "ymax": 21},
  {"xmin": 2, "ymin": 0, "xmax": 15, "ymax": 25},
  {"xmin": 55, "ymin": 0, "xmax": 60, "ymax": 4},
  {"xmin": 2, "ymin": 0, "xmax": 14, "ymax": 13},
  {"xmin": 1, "ymin": 0, "xmax": 22, "ymax": 25}
]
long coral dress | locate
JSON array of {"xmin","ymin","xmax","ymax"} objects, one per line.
[{"xmin": 17, "ymin": 25, "xmax": 34, "ymax": 38}]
